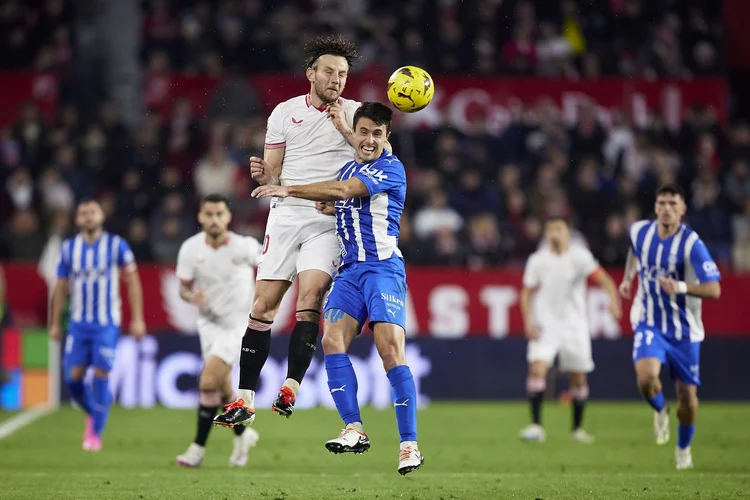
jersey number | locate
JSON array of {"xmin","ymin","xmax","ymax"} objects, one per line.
[{"xmin": 634, "ymin": 331, "xmax": 654, "ymax": 349}]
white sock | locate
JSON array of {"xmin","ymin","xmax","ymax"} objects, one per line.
[
  {"xmin": 346, "ymin": 421, "xmax": 364, "ymax": 433},
  {"xmin": 400, "ymin": 440, "xmax": 418, "ymax": 450},
  {"xmin": 282, "ymin": 378, "xmax": 300, "ymax": 396},
  {"xmin": 238, "ymin": 389, "xmax": 255, "ymax": 409}
]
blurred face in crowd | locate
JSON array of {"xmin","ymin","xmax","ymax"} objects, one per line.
[
  {"xmin": 307, "ymin": 54, "xmax": 348, "ymax": 104},
  {"xmin": 199, "ymin": 201, "xmax": 231, "ymax": 240},
  {"xmin": 655, "ymin": 192, "xmax": 686, "ymax": 229},
  {"xmin": 545, "ymin": 219, "xmax": 570, "ymax": 252},
  {"xmin": 76, "ymin": 201, "xmax": 104, "ymax": 235}
]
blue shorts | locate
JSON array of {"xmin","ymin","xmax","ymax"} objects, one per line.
[
  {"xmin": 632, "ymin": 327, "xmax": 701, "ymax": 385},
  {"xmin": 63, "ymin": 323, "xmax": 119, "ymax": 375},
  {"xmin": 324, "ymin": 258, "xmax": 407, "ymax": 333}
]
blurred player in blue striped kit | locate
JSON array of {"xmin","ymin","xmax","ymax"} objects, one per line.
[
  {"xmin": 619, "ymin": 184, "xmax": 721, "ymax": 470},
  {"xmin": 252, "ymin": 102, "xmax": 423, "ymax": 475},
  {"xmin": 49, "ymin": 198, "xmax": 146, "ymax": 451}
]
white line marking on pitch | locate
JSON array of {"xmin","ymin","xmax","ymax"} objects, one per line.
[{"xmin": 0, "ymin": 405, "xmax": 53, "ymax": 440}]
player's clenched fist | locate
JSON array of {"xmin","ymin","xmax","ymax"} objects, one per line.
[
  {"xmin": 618, "ymin": 280, "xmax": 632, "ymax": 300},
  {"xmin": 250, "ymin": 156, "xmax": 279, "ymax": 186},
  {"xmin": 252, "ymin": 184, "xmax": 290, "ymax": 199},
  {"xmin": 49, "ymin": 324, "xmax": 63, "ymax": 342},
  {"xmin": 315, "ymin": 201, "xmax": 336, "ymax": 216},
  {"xmin": 327, "ymin": 102, "xmax": 349, "ymax": 136}
]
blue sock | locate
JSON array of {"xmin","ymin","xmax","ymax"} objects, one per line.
[
  {"xmin": 91, "ymin": 377, "xmax": 112, "ymax": 437},
  {"xmin": 678, "ymin": 424, "xmax": 696, "ymax": 449},
  {"xmin": 66, "ymin": 379, "xmax": 93, "ymax": 415},
  {"xmin": 646, "ymin": 391, "xmax": 665, "ymax": 412},
  {"xmin": 324, "ymin": 354, "xmax": 361, "ymax": 426},
  {"xmin": 387, "ymin": 365, "xmax": 418, "ymax": 442}
]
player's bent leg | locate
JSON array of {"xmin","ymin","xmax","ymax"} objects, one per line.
[
  {"xmin": 674, "ymin": 380, "xmax": 698, "ymax": 470},
  {"xmin": 569, "ymin": 372, "xmax": 594, "ymax": 443},
  {"xmin": 634, "ymin": 357, "xmax": 669, "ymax": 445},
  {"xmin": 372, "ymin": 321, "xmax": 424, "ymax": 475},
  {"xmin": 66, "ymin": 364, "xmax": 96, "ymax": 450},
  {"xmin": 218, "ymin": 280, "xmax": 289, "ymax": 429},
  {"xmin": 274, "ymin": 269, "xmax": 331, "ymax": 418},
  {"xmin": 322, "ymin": 310, "xmax": 370, "ymax": 454}
]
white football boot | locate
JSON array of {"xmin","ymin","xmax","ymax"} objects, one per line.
[
  {"xmin": 675, "ymin": 446, "xmax": 694, "ymax": 470},
  {"xmin": 571, "ymin": 428, "xmax": 595, "ymax": 444},
  {"xmin": 519, "ymin": 424, "xmax": 547, "ymax": 442},
  {"xmin": 654, "ymin": 408, "xmax": 670, "ymax": 445},
  {"xmin": 398, "ymin": 442, "xmax": 424, "ymax": 475},
  {"xmin": 325, "ymin": 427, "xmax": 371, "ymax": 454},
  {"xmin": 176, "ymin": 443, "xmax": 205, "ymax": 468},
  {"xmin": 229, "ymin": 427, "xmax": 260, "ymax": 467}
]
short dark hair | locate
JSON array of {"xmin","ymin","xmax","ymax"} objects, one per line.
[
  {"xmin": 304, "ymin": 34, "xmax": 358, "ymax": 70},
  {"xmin": 201, "ymin": 193, "xmax": 231, "ymax": 210},
  {"xmin": 655, "ymin": 183, "xmax": 686, "ymax": 201},
  {"xmin": 77, "ymin": 197, "xmax": 99, "ymax": 208},
  {"xmin": 353, "ymin": 102, "xmax": 393, "ymax": 134}
]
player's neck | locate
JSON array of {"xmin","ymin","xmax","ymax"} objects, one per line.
[
  {"xmin": 550, "ymin": 242, "xmax": 568, "ymax": 255},
  {"xmin": 81, "ymin": 229, "xmax": 102, "ymax": 243},
  {"xmin": 205, "ymin": 232, "xmax": 228, "ymax": 249},
  {"xmin": 308, "ymin": 92, "xmax": 328, "ymax": 111},
  {"xmin": 657, "ymin": 223, "xmax": 680, "ymax": 239}
]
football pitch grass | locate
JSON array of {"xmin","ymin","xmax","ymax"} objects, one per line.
[{"xmin": 1, "ymin": 402, "xmax": 749, "ymax": 499}]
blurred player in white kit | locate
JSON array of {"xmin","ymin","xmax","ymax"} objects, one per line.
[
  {"xmin": 215, "ymin": 35, "xmax": 365, "ymax": 428},
  {"xmin": 175, "ymin": 194, "xmax": 262, "ymax": 468},
  {"xmin": 519, "ymin": 217, "xmax": 621, "ymax": 443}
]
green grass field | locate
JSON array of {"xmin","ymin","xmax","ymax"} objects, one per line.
[{"xmin": 1, "ymin": 403, "xmax": 749, "ymax": 499}]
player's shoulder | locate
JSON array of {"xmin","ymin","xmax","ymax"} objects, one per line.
[
  {"xmin": 629, "ymin": 219, "xmax": 653, "ymax": 240},
  {"xmin": 373, "ymin": 151, "xmax": 404, "ymax": 169},
  {"xmin": 228, "ymin": 231, "xmax": 259, "ymax": 246},
  {"xmin": 681, "ymin": 224, "xmax": 704, "ymax": 251},
  {"xmin": 271, "ymin": 95, "xmax": 307, "ymax": 116},
  {"xmin": 180, "ymin": 232, "xmax": 205, "ymax": 251}
]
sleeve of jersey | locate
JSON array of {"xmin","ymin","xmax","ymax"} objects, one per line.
[
  {"xmin": 353, "ymin": 157, "xmax": 404, "ymax": 197},
  {"xmin": 175, "ymin": 243, "xmax": 194, "ymax": 282},
  {"xmin": 522, "ymin": 256, "xmax": 539, "ymax": 288},
  {"xmin": 580, "ymin": 248, "xmax": 601, "ymax": 277},
  {"xmin": 245, "ymin": 237, "xmax": 263, "ymax": 266},
  {"xmin": 56, "ymin": 242, "xmax": 69, "ymax": 279},
  {"xmin": 264, "ymin": 104, "xmax": 286, "ymax": 149},
  {"xmin": 689, "ymin": 239, "xmax": 721, "ymax": 283},
  {"xmin": 118, "ymin": 238, "xmax": 137, "ymax": 272}
]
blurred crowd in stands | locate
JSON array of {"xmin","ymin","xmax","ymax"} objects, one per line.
[{"xmin": 1, "ymin": 0, "xmax": 748, "ymax": 271}]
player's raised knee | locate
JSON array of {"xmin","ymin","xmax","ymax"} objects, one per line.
[{"xmin": 637, "ymin": 375, "xmax": 659, "ymax": 396}]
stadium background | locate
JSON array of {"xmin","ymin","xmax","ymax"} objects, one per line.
[{"xmin": 0, "ymin": 0, "xmax": 749, "ymax": 412}]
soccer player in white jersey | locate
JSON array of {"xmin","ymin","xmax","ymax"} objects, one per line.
[
  {"xmin": 174, "ymin": 194, "xmax": 262, "ymax": 468},
  {"xmin": 619, "ymin": 184, "xmax": 721, "ymax": 470},
  {"xmin": 252, "ymin": 102, "xmax": 423, "ymax": 475},
  {"xmin": 49, "ymin": 198, "xmax": 146, "ymax": 451},
  {"xmin": 215, "ymin": 35, "xmax": 364, "ymax": 427},
  {"xmin": 519, "ymin": 217, "xmax": 621, "ymax": 443}
]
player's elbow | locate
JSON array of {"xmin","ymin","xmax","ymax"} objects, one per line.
[
  {"xmin": 336, "ymin": 183, "xmax": 355, "ymax": 200},
  {"xmin": 706, "ymin": 282, "xmax": 721, "ymax": 300}
]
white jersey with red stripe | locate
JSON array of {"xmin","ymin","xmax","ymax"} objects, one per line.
[{"xmin": 265, "ymin": 94, "xmax": 361, "ymax": 214}]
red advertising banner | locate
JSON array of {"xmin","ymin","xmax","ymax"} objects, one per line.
[
  {"xmin": 4, "ymin": 264, "xmax": 748, "ymax": 337},
  {"xmin": 0, "ymin": 73, "xmax": 58, "ymax": 128},
  {"xmin": 145, "ymin": 74, "xmax": 728, "ymax": 135}
]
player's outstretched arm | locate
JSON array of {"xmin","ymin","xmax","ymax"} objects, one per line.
[
  {"xmin": 123, "ymin": 269, "xmax": 146, "ymax": 339},
  {"xmin": 252, "ymin": 177, "xmax": 369, "ymax": 202},
  {"xmin": 48, "ymin": 278, "xmax": 68, "ymax": 341},
  {"xmin": 591, "ymin": 268, "xmax": 623, "ymax": 320}
]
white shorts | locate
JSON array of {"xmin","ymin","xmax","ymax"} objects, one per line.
[
  {"xmin": 197, "ymin": 317, "xmax": 246, "ymax": 366},
  {"xmin": 527, "ymin": 327, "xmax": 594, "ymax": 373},
  {"xmin": 256, "ymin": 210, "xmax": 340, "ymax": 282}
]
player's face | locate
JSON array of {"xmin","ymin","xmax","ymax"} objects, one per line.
[
  {"xmin": 307, "ymin": 54, "xmax": 349, "ymax": 104},
  {"xmin": 198, "ymin": 202, "xmax": 231, "ymax": 238},
  {"xmin": 654, "ymin": 193, "xmax": 686, "ymax": 226},
  {"xmin": 353, "ymin": 117, "xmax": 390, "ymax": 163},
  {"xmin": 545, "ymin": 220, "xmax": 570, "ymax": 248},
  {"xmin": 75, "ymin": 202, "xmax": 104, "ymax": 233}
]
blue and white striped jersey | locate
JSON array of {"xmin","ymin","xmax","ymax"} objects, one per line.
[
  {"xmin": 57, "ymin": 232, "xmax": 136, "ymax": 328},
  {"xmin": 335, "ymin": 151, "xmax": 406, "ymax": 266},
  {"xmin": 629, "ymin": 220, "xmax": 721, "ymax": 342}
]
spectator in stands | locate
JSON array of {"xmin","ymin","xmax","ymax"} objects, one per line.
[
  {"xmin": 38, "ymin": 167, "xmax": 74, "ymax": 215},
  {"xmin": 194, "ymin": 144, "xmax": 239, "ymax": 200},
  {"xmin": 0, "ymin": 209, "xmax": 46, "ymax": 260},
  {"xmin": 466, "ymin": 213, "xmax": 509, "ymax": 269},
  {"xmin": 413, "ymin": 189, "xmax": 463, "ymax": 241},
  {"xmin": 450, "ymin": 169, "xmax": 500, "ymax": 217},
  {"xmin": 151, "ymin": 217, "xmax": 185, "ymax": 264},
  {"xmin": 688, "ymin": 177, "xmax": 733, "ymax": 266},
  {"xmin": 596, "ymin": 214, "xmax": 630, "ymax": 267},
  {"xmin": 127, "ymin": 218, "xmax": 153, "ymax": 262}
]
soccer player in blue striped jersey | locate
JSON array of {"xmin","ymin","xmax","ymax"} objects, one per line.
[
  {"xmin": 49, "ymin": 198, "xmax": 146, "ymax": 451},
  {"xmin": 618, "ymin": 184, "xmax": 721, "ymax": 470},
  {"xmin": 252, "ymin": 101, "xmax": 423, "ymax": 475}
]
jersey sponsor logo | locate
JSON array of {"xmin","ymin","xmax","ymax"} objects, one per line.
[
  {"xmin": 359, "ymin": 164, "xmax": 388, "ymax": 184},
  {"xmin": 291, "ymin": 117, "xmax": 303, "ymax": 124},
  {"xmin": 71, "ymin": 268, "xmax": 109, "ymax": 281},
  {"xmin": 640, "ymin": 265, "xmax": 679, "ymax": 282},
  {"xmin": 702, "ymin": 261, "xmax": 719, "ymax": 277}
]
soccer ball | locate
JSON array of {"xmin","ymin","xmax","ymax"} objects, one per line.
[{"xmin": 386, "ymin": 66, "xmax": 435, "ymax": 113}]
